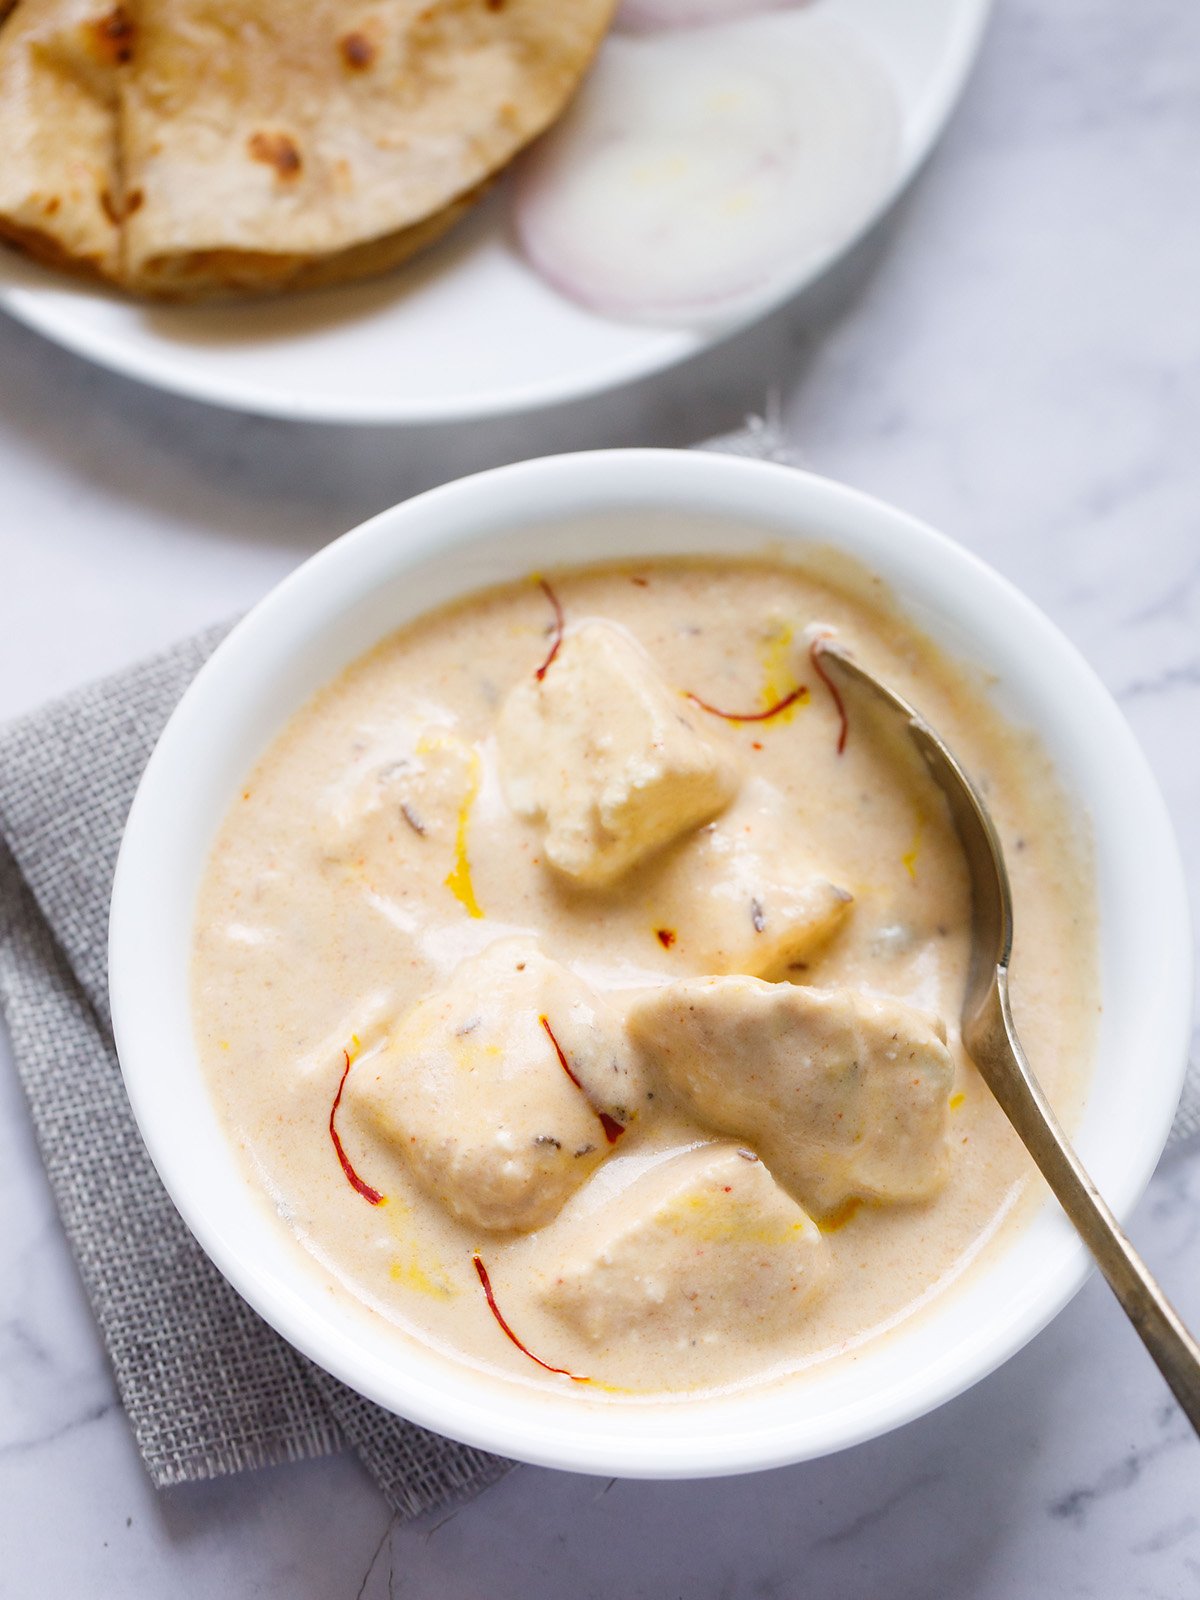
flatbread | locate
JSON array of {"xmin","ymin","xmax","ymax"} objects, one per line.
[
  {"xmin": 0, "ymin": 0, "xmax": 617, "ymax": 297},
  {"xmin": 0, "ymin": 0, "xmax": 129, "ymax": 280},
  {"xmin": 128, "ymin": 178, "xmax": 490, "ymax": 297}
]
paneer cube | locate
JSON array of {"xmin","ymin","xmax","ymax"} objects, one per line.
[
  {"xmin": 539, "ymin": 1144, "xmax": 828, "ymax": 1347},
  {"xmin": 653, "ymin": 778, "xmax": 853, "ymax": 977},
  {"xmin": 346, "ymin": 940, "xmax": 648, "ymax": 1233},
  {"xmin": 496, "ymin": 621, "xmax": 738, "ymax": 887},
  {"xmin": 627, "ymin": 976, "xmax": 955, "ymax": 1214}
]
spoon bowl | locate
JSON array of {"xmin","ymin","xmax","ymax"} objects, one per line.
[{"xmin": 818, "ymin": 639, "xmax": 1200, "ymax": 1435}]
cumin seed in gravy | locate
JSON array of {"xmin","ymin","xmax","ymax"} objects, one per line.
[{"xmin": 192, "ymin": 556, "xmax": 1097, "ymax": 1396}]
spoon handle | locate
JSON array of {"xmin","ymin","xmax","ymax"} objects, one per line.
[{"xmin": 974, "ymin": 976, "xmax": 1200, "ymax": 1434}]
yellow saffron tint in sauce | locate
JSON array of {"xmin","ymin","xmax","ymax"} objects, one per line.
[{"xmin": 191, "ymin": 555, "xmax": 1098, "ymax": 1398}]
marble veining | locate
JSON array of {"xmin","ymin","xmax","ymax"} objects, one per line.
[
  {"xmin": 1048, "ymin": 1399, "xmax": 1195, "ymax": 1527},
  {"xmin": 1, "ymin": 0, "xmax": 1198, "ymax": 1592}
]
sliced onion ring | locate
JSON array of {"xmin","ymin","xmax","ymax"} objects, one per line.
[{"xmin": 515, "ymin": 15, "xmax": 901, "ymax": 326}]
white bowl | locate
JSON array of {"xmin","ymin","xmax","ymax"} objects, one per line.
[{"xmin": 109, "ymin": 449, "xmax": 1192, "ymax": 1478}]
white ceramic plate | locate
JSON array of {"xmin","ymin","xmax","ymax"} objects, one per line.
[
  {"xmin": 109, "ymin": 451, "xmax": 1192, "ymax": 1477},
  {"xmin": 0, "ymin": 0, "xmax": 990, "ymax": 424}
]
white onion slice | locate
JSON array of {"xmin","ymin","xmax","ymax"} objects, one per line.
[
  {"xmin": 615, "ymin": 0, "xmax": 806, "ymax": 36},
  {"xmin": 514, "ymin": 15, "xmax": 901, "ymax": 326}
]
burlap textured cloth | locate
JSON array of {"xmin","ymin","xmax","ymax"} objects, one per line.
[{"xmin": 0, "ymin": 429, "xmax": 1194, "ymax": 1514}]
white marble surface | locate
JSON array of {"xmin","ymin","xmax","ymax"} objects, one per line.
[{"xmin": 2, "ymin": 0, "xmax": 1199, "ymax": 1592}]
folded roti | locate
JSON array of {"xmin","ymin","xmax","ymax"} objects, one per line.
[
  {"xmin": 0, "ymin": 0, "xmax": 129, "ymax": 280},
  {"xmin": 0, "ymin": 0, "xmax": 615, "ymax": 296}
]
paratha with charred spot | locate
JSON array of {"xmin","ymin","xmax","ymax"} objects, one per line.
[
  {"xmin": 118, "ymin": 0, "xmax": 617, "ymax": 296},
  {"xmin": 0, "ymin": 0, "xmax": 130, "ymax": 281},
  {"xmin": 0, "ymin": 0, "xmax": 615, "ymax": 296}
]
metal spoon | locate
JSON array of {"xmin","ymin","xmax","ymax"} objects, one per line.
[{"xmin": 816, "ymin": 640, "xmax": 1200, "ymax": 1433}]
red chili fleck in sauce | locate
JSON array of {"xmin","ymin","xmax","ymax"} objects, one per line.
[
  {"xmin": 534, "ymin": 578, "xmax": 564, "ymax": 681},
  {"xmin": 685, "ymin": 685, "xmax": 806, "ymax": 724},
  {"xmin": 597, "ymin": 1111, "xmax": 625, "ymax": 1144},
  {"xmin": 809, "ymin": 638, "xmax": 848, "ymax": 754},
  {"xmin": 540, "ymin": 1015, "xmax": 624, "ymax": 1145},
  {"xmin": 329, "ymin": 1051, "xmax": 383, "ymax": 1205},
  {"xmin": 473, "ymin": 1255, "xmax": 587, "ymax": 1379},
  {"xmin": 655, "ymin": 927, "xmax": 676, "ymax": 949}
]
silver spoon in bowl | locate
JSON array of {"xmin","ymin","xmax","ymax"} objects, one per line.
[{"xmin": 816, "ymin": 640, "xmax": 1200, "ymax": 1433}]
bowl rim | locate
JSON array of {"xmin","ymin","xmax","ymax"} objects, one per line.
[{"xmin": 109, "ymin": 447, "xmax": 1193, "ymax": 1477}]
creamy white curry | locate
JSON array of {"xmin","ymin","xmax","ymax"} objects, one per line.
[{"xmin": 192, "ymin": 556, "xmax": 1097, "ymax": 1396}]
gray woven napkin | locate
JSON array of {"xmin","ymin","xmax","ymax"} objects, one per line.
[
  {"xmin": 0, "ymin": 426, "xmax": 1194, "ymax": 1517},
  {"xmin": 0, "ymin": 624, "xmax": 508, "ymax": 1514}
]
